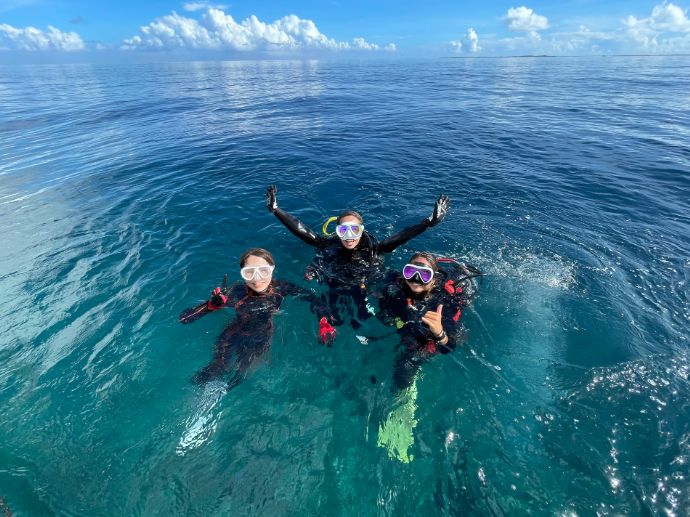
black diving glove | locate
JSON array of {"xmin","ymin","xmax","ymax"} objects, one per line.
[
  {"xmin": 266, "ymin": 185, "xmax": 278, "ymax": 213},
  {"xmin": 428, "ymin": 194, "xmax": 450, "ymax": 226}
]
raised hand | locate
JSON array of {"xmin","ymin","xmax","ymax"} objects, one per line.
[
  {"xmin": 208, "ymin": 287, "xmax": 227, "ymax": 310},
  {"xmin": 428, "ymin": 194, "xmax": 450, "ymax": 226},
  {"xmin": 421, "ymin": 304, "xmax": 445, "ymax": 339},
  {"xmin": 266, "ymin": 185, "xmax": 278, "ymax": 213}
]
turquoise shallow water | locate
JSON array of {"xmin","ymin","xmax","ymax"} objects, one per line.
[{"xmin": 0, "ymin": 56, "xmax": 689, "ymax": 515}]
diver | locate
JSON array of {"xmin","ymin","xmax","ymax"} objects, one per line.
[
  {"xmin": 265, "ymin": 185, "xmax": 450, "ymax": 328},
  {"xmin": 375, "ymin": 253, "xmax": 482, "ymax": 462},
  {"xmin": 377, "ymin": 252, "xmax": 483, "ymax": 391},
  {"xmin": 179, "ymin": 248, "xmax": 335, "ymax": 388}
]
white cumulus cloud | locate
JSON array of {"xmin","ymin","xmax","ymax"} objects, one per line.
[
  {"xmin": 0, "ymin": 23, "xmax": 84, "ymax": 51},
  {"xmin": 449, "ymin": 28, "xmax": 480, "ymax": 53},
  {"xmin": 543, "ymin": 25, "xmax": 617, "ymax": 54},
  {"xmin": 623, "ymin": 2, "xmax": 690, "ymax": 48},
  {"xmin": 504, "ymin": 6, "xmax": 549, "ymax": 32},
  {"xmin": 122, "ymin": 9, "xmax": 393, "ymax": 52},
  {"xmin": 464, "ymin": 28, "xmax": 480, "ymax": 52},
  {"xmin": 458, "ymin": 2, "xmax": 690, "ymax": 55},
  {"xmin": 649, "ymin": 2, "xmax": 690, "ymax": 31},
  {"xmin": 623, "ymin": 15, "xmax": 658, "ymax": 47},
  {"xmin": 625, "ymin": 2, "xmax": 690, "ymax": 34},
  {"xmin": 183, "ymin": 2, "xmax": 227, "ymax": 13}
]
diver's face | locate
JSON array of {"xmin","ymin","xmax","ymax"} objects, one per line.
[
  {"xmin": 404, "ymin": 256, "xmax": 436, "ymax": 296},
  {"xmin": 242, "ymin": 255, "xmax": 273, "ymax": 293},
  {"xmin": 338, "ymin": 215, "xmax": 362, "ymax": 250}
]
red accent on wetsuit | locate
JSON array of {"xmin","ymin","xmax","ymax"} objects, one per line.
[
  {"xmin": 207, "ymin": 287, "xmax": 228, "ymax": 310},
  {"xmin": 453, "ymin": 308, "xmax": 462, "ymax": 321},
  {"xmin": 425, "ymin": 339, "xmax": 437, "ymax": 354},
  {"xmin": 318, "ymin": 317, "xmax": 336, "ymax": 344}
]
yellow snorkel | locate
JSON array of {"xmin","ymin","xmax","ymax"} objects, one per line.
[{"xmin": 322, "ymin": 216, "xmax": 338, "ymax": 236}]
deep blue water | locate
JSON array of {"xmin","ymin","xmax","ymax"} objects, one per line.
[{"xmin": 0, "ymin": 56, "xmax": 689, "ymax": 515}]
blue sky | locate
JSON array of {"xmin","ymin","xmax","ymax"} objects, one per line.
[{"xmin": 1, "ymin": 1, "xmax": 690, "ymax": 59}]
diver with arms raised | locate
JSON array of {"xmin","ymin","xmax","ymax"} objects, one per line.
[{"xmin": 265, "ymin": 185, "xmax": 450, "ymax": 328}]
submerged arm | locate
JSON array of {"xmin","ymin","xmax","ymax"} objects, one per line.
[
  {"xmin": 277, "ymin": 279, "xmax": 336, "ymax": 344},
  {"xmin": 373, "ymin": 274, "xmax": 403, "ymax": 326},
  {"xmin": 276, "ymin": 280, "xmax": 330, "ymax": 320}
]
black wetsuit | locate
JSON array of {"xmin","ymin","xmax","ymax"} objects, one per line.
[
  {"xmin": 271, "ymin": 207, "xmax": 436, "ymax": 326},
  {"xmin": 179, "ymin": 280, "xmax": 323, "ymax": 388},
  {"xmin": 378, "ymin": 266, "xmax": 480, "ymax": 391}
]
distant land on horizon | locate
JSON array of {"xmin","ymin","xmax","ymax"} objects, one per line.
[{"xmin": 444, "ymin": 53, "xmax": 690, "ymax": 59}]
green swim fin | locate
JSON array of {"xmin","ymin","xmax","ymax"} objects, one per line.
[{"xmin": 377, "ymin": 376, "xmax": 419, "ymax": 463}]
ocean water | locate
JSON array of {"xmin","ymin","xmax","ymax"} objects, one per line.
[{"xmin": 0, "ymin": 56, "xmax": 688, "ymax": 515}]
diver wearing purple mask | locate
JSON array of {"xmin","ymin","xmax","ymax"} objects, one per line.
[{"xmin": 377, "ymin": 252, "xmax": 483, "ymax": 391}]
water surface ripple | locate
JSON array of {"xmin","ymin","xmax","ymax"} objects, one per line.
[{"xmin": 0, "ymin": 57, "xmax": 688, "ymax": 515}]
